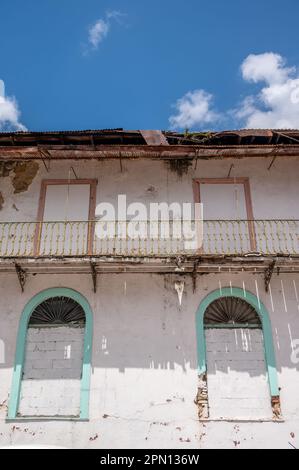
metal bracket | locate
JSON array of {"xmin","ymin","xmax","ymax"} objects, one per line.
[
  {"xmin": 119, "ymin": 151, "xmax": 123, "ymax": 173},
  {"xmin": 38, "ymin": 146, "xmax": 51, "ymax": 172},
  {"xmin": 174, "ymin": 256, "xmax": 185, "ymax": 272},
  {"xmin": 264, "ymin": 260, "xmax": 275, "ymax": 292},
  {"xmin": 15, "ymin": 263, "xmax": 27, "ymax": 292},
  {"xmin": 90, "ymin": 262, "xmax": 97, "ymax": 293},
  {"xmin": 227, "ymin": 163, "xmax": 234, "ymax": 177},
  {"xmin": 192, "ymin": 260, "xmax": 199, "ymax": 293},
  {"xmin": 70, "ymin": 166, "xmax": 78, "ymax": 179},
  {"xmin": 267, "ymin": 155, "xmax": 277, "ymax": 170}
]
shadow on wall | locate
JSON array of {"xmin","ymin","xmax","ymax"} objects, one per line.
[{"xmin": 0, "ymin": 274, "xmax": 299, "ymax": 376}]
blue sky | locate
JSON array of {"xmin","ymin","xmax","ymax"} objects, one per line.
[{"xmin": 1, "ymin": 0, "xmax": 299, "ymax": 131}]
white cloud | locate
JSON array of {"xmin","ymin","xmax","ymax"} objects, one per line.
[
  {"xmin": 235, "ymin": 52, "xmax": 299, "ymax": 128},
  {"xmin": 169, "ymin": 89, "xmax": 221, "ymax": 130},
  {"xmin": 106, "ymin": 10, "xmax": 125, "ymax": 22},
  {"xmin": 241, "ymin": 53, "xmax": 294, "ymax": 85},
  {"xmin": 87, "ymin": 11, "xmax": 125, "ymax": 51},
  {"xmin": 169, "ymin": 52, "xmax": 299, "ymax": 130},
  {"xmin": 0, "ymin": 79, "xmax": 26, "ymax": 131},
  {"xmin": 88, "ymin": 19, "xmax": 109, "ymax": 49}
]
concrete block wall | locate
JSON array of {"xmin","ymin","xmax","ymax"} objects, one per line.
[
  {"xmin": 19, "ymin": 326, "xmax": 84, "ymax": 417},
  {"xmin": 0, "ymin": 272, "xmax": 299, "ymax": 448},
  {"xmin": 206, "ymin": 328, "xmax": 272, "ymax": 419},
  {"xmin": 0, "ymin": 155, "xmax": 299, "ymax": 446}
]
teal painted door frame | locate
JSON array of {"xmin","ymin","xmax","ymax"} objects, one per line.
[
  {"xmin": 195, "ymin": 287, "xmax": 279, "ymax": 397},
  {"xmin": 8, "ymin": 287, "xmax": 93, "ymax": 420}
]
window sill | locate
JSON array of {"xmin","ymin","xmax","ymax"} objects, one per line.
[
  {"xmin": 6, "ymin": 416, "xmax": 89, "ymax": 423},
  {"xmin": 199, "ymin": 417, "xmax": 284, "ymax": 423}
]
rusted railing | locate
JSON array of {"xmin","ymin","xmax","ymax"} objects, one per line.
[{"xmin": 0, "ymin": 220, "xmax": 298, "ymax": 257}]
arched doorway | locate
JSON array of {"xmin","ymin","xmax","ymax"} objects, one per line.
[
  {"xmin": 195, "ymin": 287, "xmax": 280, "ymax": 420},
  {"xmin": 8, "ymin": 288, "xmax": 93, "ymax": 420}
]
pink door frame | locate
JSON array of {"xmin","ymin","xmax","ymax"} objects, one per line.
[
  {"xmin": 192, "ymin": 177, "xmax": 257, "ymax": 252},
  {"xmin": 34, "ymin": 179, "xmax": 98, "ymax": 256}
]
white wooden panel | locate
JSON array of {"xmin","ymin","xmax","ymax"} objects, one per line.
[
  {"xmin": 205, "ymin": 328, "xmax": 272, "ymax": 420},
  {"xmin": 40, "ymin": 184, "xmax": 90, "ymax": 255}
]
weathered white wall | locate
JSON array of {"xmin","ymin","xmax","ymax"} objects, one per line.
[
  {"xmin": 1, "ymin": 156, "xmax": 299, "ymax": 222},
  {"xmin": 206, "ymin": 328, "xmax": 272, "ymax": 420},
  {"xmin": 0, "ymin": 271, "xmax": 298, "ymax": 448},
  {"xmin": 0, "ymin": 156, "xmax": 299, "ymax": 447},
  {"xmin": 19, "ymin": 326, "xmax": 84, "ymax": 417}
]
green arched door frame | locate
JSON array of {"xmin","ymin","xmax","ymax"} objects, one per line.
[
  {"xmin": 8, "ymin": 287, "xmax": 93, "ymax": 420},
  {"xmin": 195, "ymin": 287, "xmax": 279, "ymax": 398}
]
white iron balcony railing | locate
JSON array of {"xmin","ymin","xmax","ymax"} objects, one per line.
[{"xmin": 0, "ymin": 220, "xmax": 298, "ymax": 257}]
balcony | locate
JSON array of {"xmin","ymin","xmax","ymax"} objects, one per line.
[
  {"xmin": 0, "ymin": 219, "xmax": 298, "ymax": 287},
  {"xmin": 0, "ymin": 219, "xmax": 298, "ymax": 258}
]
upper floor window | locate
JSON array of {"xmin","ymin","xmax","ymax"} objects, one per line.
[
  {"xmin": 193, "ymin": 178, "xmax": 256, "ymax": 253},
  {"xmin": 35, "ymin": 179, "xmax": 97, "ymax": 256}
]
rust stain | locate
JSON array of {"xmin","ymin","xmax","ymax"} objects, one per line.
[
  {"xmin": 167, "ymin": 159, "xmax": 192, "ymax": 177},
  {"xmin": 271, "ymin": 395, "xmax": 282, "ymax": 420},
  {"xmin": 0, "ymin": 161, "xmax": 15, "ymax": 176},
  {"xmin": 194, "ymin": 373, "xmax": 209, "ymax": 419},
  {"xmin": 0, "ymin": 399, "xmax": 7, "ymax": 411},
  {"xmin": 179, "ymin": 437, "xmax": 191, "ymax": 442}
]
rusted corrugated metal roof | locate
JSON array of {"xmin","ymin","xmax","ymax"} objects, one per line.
[
  {"xmin": 140, "ymin": 130, "xmax": 169, "ymax": 145},
  {"xmin": 0, "ymin": 128, "xmax": 299, "ymax": 147},
  {"xmin": 0, "ymin": 129, "xmax": 299, "ymax": 164}
]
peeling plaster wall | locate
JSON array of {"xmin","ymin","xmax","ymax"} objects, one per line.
[
  {"xmin": 0, "ymin": 156, "xmax": 299, "ymax": 222},
  {"xmin": 0, "ymin": 272, "xmax": 299, "ymax": 448},
  {"xmin": 0, "ymin": 161, "xmax": 40, "ymax": 219},
  {"xmin": 11, "ymin": 162, "xmax": 39, "ymax": 194},
  {"xmin": 0, "ymin": 156, "xmax": 299, "ymax": 447}
]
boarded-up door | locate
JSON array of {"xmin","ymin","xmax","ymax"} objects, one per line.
[{"xmin": 37, "ymin": 182, "xmax": 92, "ymax": 256}]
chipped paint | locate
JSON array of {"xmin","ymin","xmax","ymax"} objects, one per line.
[
  {"xmin": 0, "ymin": 161, "xmax": 39, "ymax": 194},
  {"xmin": 271, "ymin": 396, "xmax": 282, "ymax": 420},
  {"xmin": 194, "ymin": 373, "xmax": 209, "ymax": 419},
  {"xmin": 11, "ymin": 162, "xmax": 39, "ymax": 193}
]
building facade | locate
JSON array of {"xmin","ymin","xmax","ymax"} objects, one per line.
[{"xmin": 0, "ymin": 129, "xmax": 298, "ymax": 448}]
